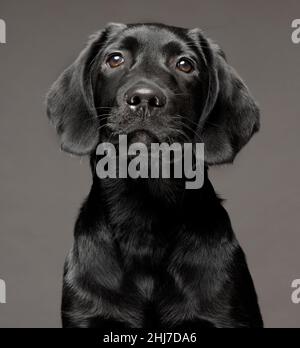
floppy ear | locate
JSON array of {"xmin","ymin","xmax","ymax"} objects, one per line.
[
  {"xmin": 196, "ymin": 36, "xmax": 260, "ymax": 165},
  {"xmin": 46, "ymin": 23, "xmax": 126, "ymax": 155}
]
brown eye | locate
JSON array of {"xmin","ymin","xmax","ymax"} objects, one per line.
[
  {"xmin": 176, "ymin": 58, "xmax": 194, "ymax": 73},
  {"xmin": 107, "ymin": 53, "xmax": 125, "ymax": 68}
]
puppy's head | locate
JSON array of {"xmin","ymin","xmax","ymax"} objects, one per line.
[{"xmin": 47, "ymin": 23, "xmax": 259, "ymax": 164}]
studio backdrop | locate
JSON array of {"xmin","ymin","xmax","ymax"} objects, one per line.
[{"xmin": 0, "ymin": 0, "xmax": 299, "ymax": 328}]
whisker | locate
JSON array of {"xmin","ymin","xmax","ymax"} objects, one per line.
[
  {"xmin": 175, "ymin": 115, "xmax": 200, "ymax": 128},
  {"xmin": 94, "ymin": 106, "xmax": 114, "ymax": 110},
  {"xmin": 170, "ymin": 115, "xmax": 202, "ymax": 141},
  {"xmin": 83, "ymin": 114, "xmax": 111, "ymax": 122},
  {"xmin": 169, "ymin": 91, "xmax": 191, "ymax": 97},
  {"xmin": 203, "ymin": 121, "xmax": 222, "ymax": 129},
  {"xmin": 97, "ymin": 124, "xmax": 109, "ymax": 132}
]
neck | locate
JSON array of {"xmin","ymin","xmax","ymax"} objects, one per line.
[{"xmin": 88, "ymin": 154, "xmax": 220, "ymax": 233}]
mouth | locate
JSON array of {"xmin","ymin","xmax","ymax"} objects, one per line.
[
  {"xmin": 127, "ymin": 129, "xmax": 160, "ymax": 146},
  {"xmin": 101, "ymin": 107, "xmax": 189, "ymax": 146},
  {"xmin": 104, "ymin": 126, "xmax": 162, "ymax": 146}
]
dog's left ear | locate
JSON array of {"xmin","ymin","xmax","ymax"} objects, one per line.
[
  {"xmin": 46, "ymin": 23, "xmax": 126, "ymax": 155},
  {"xmin": 192, "ymin": 30, "xmax": 260, "ymax": 165}
]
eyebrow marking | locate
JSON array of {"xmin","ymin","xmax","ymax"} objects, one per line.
[
  {"xmin": 162, "ymin": 41, "xmax": 184, "ymax": 56},
  {"xmin": 119, "ymin": 36, "xmax": 140, "ymax": 52}
]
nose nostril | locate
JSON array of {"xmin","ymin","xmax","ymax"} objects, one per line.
[
  {"xmin": 149, "ymin": 96, "xmax": 159, "ymax": 107},
  {"xmin": 128, "ymin": 95, "xmax": 141, "ymax": 106},
  {"xmin": 149, "ymin": 96, "xmax": 165, "ymax": 108},
  {"xmin": 126, "ymin": 86, "xmax": 166, "ymax": 108}
]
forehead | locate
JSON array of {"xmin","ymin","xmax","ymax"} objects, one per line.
[{"xmin": 106, "ymin": 25, "xmax": 192, "ymax": 56}]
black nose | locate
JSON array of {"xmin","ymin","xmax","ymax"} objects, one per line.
[{"xmin": 125, "ymin": 84, "xmax": 166, "ymax": 108}]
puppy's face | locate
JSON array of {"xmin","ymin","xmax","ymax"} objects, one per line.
[
  {"xmin": 93, "ymin": 24, "xmax": 208, "ymax": 145},
  {"xmin": 47, "ymin": 23, "xmax": 260, "ymax": 165}
]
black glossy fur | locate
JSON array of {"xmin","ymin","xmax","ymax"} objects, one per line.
[{"xmin": 47, "ymin": 23, "xmax": 263, "ymax": 328}]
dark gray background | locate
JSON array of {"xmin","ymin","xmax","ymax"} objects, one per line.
[{"xmin": 0, "ymin": 0, "xmax": 299, "ymax": 328}]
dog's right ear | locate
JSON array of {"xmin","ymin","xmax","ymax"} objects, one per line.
[{"xmin": 46, "ymin": 23, "xmax": 126, "ymax": 155}]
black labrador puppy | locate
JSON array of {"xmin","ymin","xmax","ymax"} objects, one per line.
[{"xmin": 47, "ymin": 23, "xmax": 263, "ymax": 328}]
